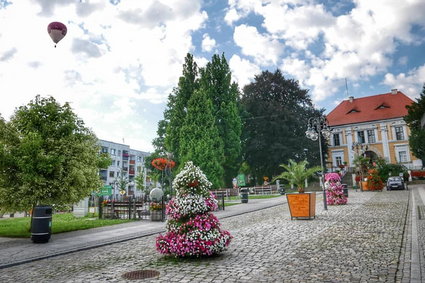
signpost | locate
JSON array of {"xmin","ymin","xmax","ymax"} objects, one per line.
[
  {"xmin": 98, "ymin": 185, "xmax": 112, "ymax": 196},
  {"xmin": 236, "ymin": 174, "xmax": 246, "ymax": 187}
]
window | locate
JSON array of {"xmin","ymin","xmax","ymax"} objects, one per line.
[
  {"xmin": 109, "ymin": 171, "xmax": 115, "ymax": 178},
  {"xmin": 117, "ymin": 161, "xmax": 120, "ymax": 167},
  {"xmin": 137, "ymin": 166, "xmax": 142, "ymax": 172},
  {"xmin": 357, "ymin": 131, "xmax": 365, "ymax": 143},
  {"xmin": 398, "ymin": 151, "xmax": 408, "ymax": 163},
  {"xmin": 333, "ymin": 134, "xmax": 340, "ymax": 146},
  {"xmin": 395, "ymin": 126, "xmax": 404, "ymax": 140},
  {"xmin": 118, "ymin": 150, "xmax": 121, "ymax": 156},
  {"xmin": 332, "ymin": 151, "xmax": 344, "ymax": 168},
  {"xmin": 395, "ymin": 145, "xmax": 410, "ymax": 163},
  {"xmin": 137, "ymin": 156, "xmax": 142, "ymax": 162},
  {"xmin": 101, "ymin": 146, "xmax": 108, "ymax": 153},
  {"xmin": 335, "ymin": 156, "xmax": 342, "ymax": 166},
  {"xmin": 367, "ymin": 130, "xmax": 376, "ymax": 143},
  {"xmin": 110, "ymin": 148, "xmax": 116, "ymax": 155}
]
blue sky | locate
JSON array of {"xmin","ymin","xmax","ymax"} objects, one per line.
[{"xmin": 0, "ymin": 0, "xmax": 424, "ymax": 152}]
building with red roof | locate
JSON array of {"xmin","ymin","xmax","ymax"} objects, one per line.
[{"xmin": 326, "ymin": 89, "xmax": 422, "ymax": 170}]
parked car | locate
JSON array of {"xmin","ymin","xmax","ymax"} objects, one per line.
[{"xmin": 386, "ymin": 176, "xmax": 406, "ymax": 190}]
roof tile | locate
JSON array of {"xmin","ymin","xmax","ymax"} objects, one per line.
[{"xmin": 327, "ymin": 91, "xmax": 413, "ymax": 126}]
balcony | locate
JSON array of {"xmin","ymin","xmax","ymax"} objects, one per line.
[
  {"xmin": 129, "ymin": 160, "xmax": 135, "ymax": 165},
  {"xmin": 129, "ymin": 170, "xmax": 135, "ymax": 175}
]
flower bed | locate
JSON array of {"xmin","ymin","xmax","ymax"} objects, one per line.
[
  {"xmin": 156, "ymin": 161, "xmax": 232, "ymax": 257},
  {"xmin": 411, "ymin": 170, "xmax": 425, "ymax": 179},
  {"xmin": 324, "ymin": 173, "xmax": 347, "ymax": 205}
]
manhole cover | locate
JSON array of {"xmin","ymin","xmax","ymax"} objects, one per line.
[{"xmin": 122, "ymin": 270, "xmax": 160, "ymax": 280}]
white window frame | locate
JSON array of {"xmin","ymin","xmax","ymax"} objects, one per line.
[
  {"xmin": 332, "ymin": 133, "xmax": 341, "ymax": 146},
  {"xmin": 393, "ymin": 126, "xmax": 405, "ymax": 141},
  {"xmin": 394, "ymin": 144, "xmax": 410, "ymax": 163},
  {"xmin": 367, "ymin": 129, "xmax": 376, "ymax": 144},
  {"xmin": 332, "ymin": 151, "xmax": 344, "ymax": 167},
  {"xmin": 357, "ymin": 131, "xmax": 366, "ymax": 143}
]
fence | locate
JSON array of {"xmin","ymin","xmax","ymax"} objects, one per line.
[{"xmin": 98, "ymin": 195, "xmax": 166, "ymax": 221}]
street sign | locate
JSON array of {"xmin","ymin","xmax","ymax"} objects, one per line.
[
  {"xmin": 98, "ymin": 185, "xmax": 112, "ymax": 196},
  {"xmin": 237, "ymin": 174, "xmax": 246, "ymax": 186}
]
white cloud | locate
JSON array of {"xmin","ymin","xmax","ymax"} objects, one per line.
[
  {"xmin": 229, "ymin": 0, "xmax": 425, "ymax": 102},
  {"xmin": 224, "ymin": 8, "xmax": 240, "ymax": 26},
  {"xmin": 201, "ymin": 33, "xmax": 216, "ymax": 52},
  {"xmin": 0, "ymin": 0, "xmax": 207, "ymax": 151},
  {"xmin": 229, "ymin": 54, "xmax": 260, "ymax": 88},
  {"xmin": 383, "ymin": 64, "xmax": 425, "ymax": 99},
  {"xmin": 233, "ymin": 24, "xmax": 283, "ymax": 65}
]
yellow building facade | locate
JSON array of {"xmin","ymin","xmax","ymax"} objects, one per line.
[
  {"xmin": 326, "ymin": 90, "xmax": 423, "ymax": 170},
  {"xmin": 327, "ymin": 118, "xmax": 422, "ymax": 170}
]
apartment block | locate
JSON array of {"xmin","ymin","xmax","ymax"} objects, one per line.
[{"xmin": 99, "ymin": 139, "xmax": 150, "ymax": 197}]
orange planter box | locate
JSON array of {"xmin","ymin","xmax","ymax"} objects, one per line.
[
  {"xmin": 362, "ymin": 181, "xmax": 369, "ymax": 191},
  {"xmin": 286, "ymin": 192, "xmax": 316, "ymax": 220}
]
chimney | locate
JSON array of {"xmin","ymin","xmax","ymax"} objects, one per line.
[
  {"xmin": 391, "ymin": 89, "xmax": 398, "ymax": 94},
  {"xmin": 348, "ymin": 96, "xmax": 354, "ymax": 102}
]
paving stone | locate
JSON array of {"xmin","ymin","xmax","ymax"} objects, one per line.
[{"xmin": 0, "ymin": 187, "xmax": 424, "ymax": 282}]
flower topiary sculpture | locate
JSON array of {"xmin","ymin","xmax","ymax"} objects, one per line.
[
  {"xmin": 324, "ymin": 173, "xmax": 347, "ymax": 205},
  {"xmin": 156, "ymin": 161, "xmax": 232, "ymax": 257}
]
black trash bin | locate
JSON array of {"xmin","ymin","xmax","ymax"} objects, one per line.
[
  {"xmin": 240, "ymin": 188, "xmax": 248, "ymax": 203},
  {"xmin": 31, "ymin": 205, "xmax": 53, "ymax": 243},
  {"xmin": 342, "ymin": 184, "xmax": 349, "ymax": 197}
]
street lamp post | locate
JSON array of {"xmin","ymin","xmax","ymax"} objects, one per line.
[
  {"xmin": 305, "ymin": 116, "xmax": 332, "ymax": 211},
  {"xmin": 352, "ymin": 142, "xmax": 369, "ymax": 157}
]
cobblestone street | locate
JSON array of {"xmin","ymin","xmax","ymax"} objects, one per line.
[{"xmin": 0, "ymin": 188, "xmax": 420, "ymax": 282}]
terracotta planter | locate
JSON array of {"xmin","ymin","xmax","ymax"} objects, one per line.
[
  {"xmin": 361, "ymin": 181, "xmax": 369, "ymax": 191},
  {"xmin": 286, "ymin": 192, "xmax": 316, "ymax": 220}
]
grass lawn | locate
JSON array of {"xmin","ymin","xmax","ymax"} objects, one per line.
[
  {"xmin": 225, "ymin": 194, "xmax": 283, "ymax": 201},
  {"xmin": 223, "ymin": 202, "xmax": 241, "ymax": 207},
  {"xmin": 0, "ymin": 213, "xmax": 133, "ymax": 238}
]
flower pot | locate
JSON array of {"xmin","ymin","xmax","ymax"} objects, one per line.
[
  {"xmin": 361, "ymin": 181, "xmax": 369, "ymax": 191},
  {"xmin": 286, "ymin": 192, "xmax": 316, "ymax": 220},
  {"xmin": 150, "ymin": 210, "xmax": 163, "ymax": 221}
]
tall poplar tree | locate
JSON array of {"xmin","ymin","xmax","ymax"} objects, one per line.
[
  {"xmin": 178, "ymin": 88, "xmax": 224, "ymax": 188},
  {"xmin": 164, "ymin": 53, "xmax": 199, "ymax": 164},
  {"xmin": 200, "ymin": 54, "xmax": 242, "ymax": 186}
]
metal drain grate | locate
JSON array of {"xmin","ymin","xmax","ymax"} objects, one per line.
[
  {"xmin": 122, "ymin": 270, "xmax": 160, "ymax": 280},
  {"xmin": 418, "ymin": 205, "xmax": 425, "ymax": 220}
]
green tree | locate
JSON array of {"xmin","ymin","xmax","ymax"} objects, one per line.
[
  {"xmin": 241, "ymin": 70, "xmax": 323, "ymax": 183},
  {"xmin": 273, "ymin": 159, "xmax": 321, "ymax": 193},
  {"xmin": 200, "ymin": 54, "xmax": 242, "ymax": 186},
  {"xmin": 164, "ymin": 53, "xmax": 199, "ymax": 164},
  {"xmin": 152, "ymin": 119, "xmax": 167, "ymax": 155},
  {"xmin": 134, "ymin": 169, "xmax": 148, "ymax": 194},
  {"xmin": 116, "ymin": 170, "xmax": 129, "ymax": 193},
  {"xmin": 404, "ymin": 84, "xmax": 425, "ymax": 161},
  {"xmin": 0, "ymin": 95, "xmax": 105, "ymax": 211},
  {"xmin": 179, "ymin": 88, "xmax": 224, "ymax": 188}
]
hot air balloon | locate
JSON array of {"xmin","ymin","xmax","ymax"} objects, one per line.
[{"xmin": 47, "ymin": 22, "xmax": 67, "ymax": 47}]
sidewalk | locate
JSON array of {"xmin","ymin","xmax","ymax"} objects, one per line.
[{"xmin": 0, "ymin": 195, "xmax": 286, "ymax": 269}]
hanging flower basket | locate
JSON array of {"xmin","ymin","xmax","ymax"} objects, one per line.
[{"xmin": 151, "ymin": 158, "xmax": 176, "ymax": 171}]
